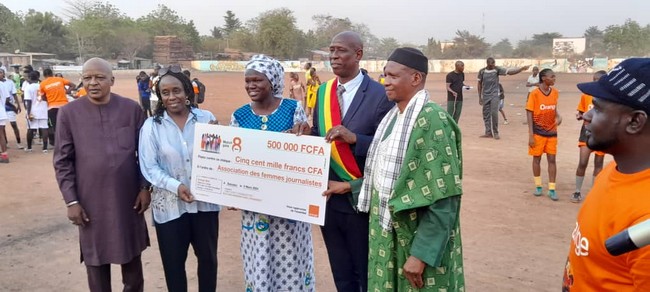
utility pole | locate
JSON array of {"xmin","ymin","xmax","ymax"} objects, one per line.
[
  {"xmin": 75, "ymin": 32, "xmax": 84, "ymax": 64},
  {"xmin": 482, "ymin": 13, "xmax": 485, "ymax": 35}
]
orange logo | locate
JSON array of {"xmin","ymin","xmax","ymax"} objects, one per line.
[
  {"xmin": 232, "ymin": 137, "xmax": 242, "ymax": 152},
  {"xmin": 308, "ymin": 205, "xmax": 319, "ymax": 218}
]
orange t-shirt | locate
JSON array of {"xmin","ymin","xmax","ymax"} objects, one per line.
[
  {"xmin": 40, "ymin": 77, "xmax": 72, "ymax": 109},
  {"xmin": 526, "ymin": 87, "xmax": 559, "ymax": 137},
  {"xmin": 75, "ymin": 87, "xmax": 87, "ymax": 98},
  {"xmin": 192, "ymin": 80, "xmax": 199, "ymax": 94},
  {"xmin": 577, "ymin": 94, "xmax": 594, "ymax": 113},
  {"xmin": 563, "ymin": 162, "xmax": 650, "ymax": 291}
]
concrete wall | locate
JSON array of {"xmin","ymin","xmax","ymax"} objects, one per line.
[
  {"xmin": 191, "ymin": 58, "xmax": 625, "ymax": 74},
  {"xmin": 50, "ymin": 58, "xmax": 626, "ymax": 76},
  {"xmin": 190, "ymin": 60, "xmax": 308, "ymax": 72}
]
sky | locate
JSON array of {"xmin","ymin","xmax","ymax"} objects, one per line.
[{"xmin": 3, "ymin": 0, "xmax": 650, "ymax": 45}]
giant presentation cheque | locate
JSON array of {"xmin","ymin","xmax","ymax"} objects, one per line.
[{"xmin": 190, "ymin": 124, "xmax": 331, "ymax": 225}]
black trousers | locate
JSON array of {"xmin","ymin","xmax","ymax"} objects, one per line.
[
  {"xmin": 321, "ymin": 209, "xmax": 369, "ymax": 292},
  {"xmin": 155, "ymin": 211, "xmax": 220, "ymax": 292},
  {"xmin": 139, "ymin": 96, "xmax": 152, "ymax": 117},
  {"xmin": 47, "ymin": 108, "xmax": 59, "ymax": 146},
  {"xmin": 85, "ymin": 255, "xmax": 144, "ymax": 292}
]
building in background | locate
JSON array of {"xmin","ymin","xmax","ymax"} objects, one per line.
[
  {"xmin": 440, "ymin": 41, "xmax": 455, "ymax": 53},
  {"xmin": 0, "ymin": 52, "xmax": 59, "ymax": 68},
  {"xmin": 552, "ymin": 38, "xmax": 586, "ymax": 57}
]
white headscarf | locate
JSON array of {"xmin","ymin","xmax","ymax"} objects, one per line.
[{"xmin": 246, "ymin": 55, "xmax": 285, "ymax": 98}]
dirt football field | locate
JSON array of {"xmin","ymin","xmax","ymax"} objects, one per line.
[{"xmin": 0, "ymin": 70, "xmax": 611, "ymax": 291}]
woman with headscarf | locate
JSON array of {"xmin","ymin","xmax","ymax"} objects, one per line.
[
  {"xmin": 138, "ymin": 65, "xmax": 221, "ymax": 292},
  {"xmin": 231, "ymin": 55, "xmax": 314, "ymax": 291}
]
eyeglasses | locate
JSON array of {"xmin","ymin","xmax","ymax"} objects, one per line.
[{"xmin": 158, "ymin": 64, "xmax": 182, "ymax": 76}]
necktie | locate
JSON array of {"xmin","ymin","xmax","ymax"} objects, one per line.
[{"xmin": 337, "ymin": 84, "xmax": 346, "ymax": 117}]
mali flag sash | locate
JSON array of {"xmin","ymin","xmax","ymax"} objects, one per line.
[{"xmin": 317, "ymin": 78, "xmax": 362, "ymax": 181}]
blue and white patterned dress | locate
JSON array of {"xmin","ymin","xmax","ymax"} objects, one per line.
[{"xmin": 230, "ymin": 98, "xmax": 315, "ymax": 292}]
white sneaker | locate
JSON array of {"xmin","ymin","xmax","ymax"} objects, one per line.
[
  {"xmin": 16, "ymin": 143, "xmax": 24, "ymax": 149},
  {"xmin": 43, "ymin": 149, "xmax": 48, "ymax": 153},
  {"xmin": 503, "ymin": 120, "xmax": 510, "ymax": 125},
  {"xmin": 24, "ymin": 148, "xmax": 33, "ymax": 152}
]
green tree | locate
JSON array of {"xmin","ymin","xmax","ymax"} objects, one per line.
[
  {"xmin": 353, "ymin": 23, "xmax": 380, "ymax": 58},
  {"xmin": 532, "ymin": 32, "xmax": 563, "ymax": 44},
  {"xmin": 443, "ymin": 30, "xmax": 490, "ymax": 58},
  {"xmin": 491, "ymin": 38, "xmax": 514, "ymax": 58},
  {"xmin": 423, "ymin": 38, "xmax": 443, "ymax": 59},
  {"xmin": 584, "ymin": 26, "xmax": 605, "ymax": 56},
  {"xmin": 249, "ymin": 8, "xmax": 303, "ymax": 59},
  {"xmin": 138, "ymin": 4, "xmax": 201, "ymax": 50},
  {"xmin": 513, "ymin": 32, "xmax": 562, "ymax": 58},
  {"xmin": 302, "ymin": 30, "xmax": 319, "ymax": 52},
  {"xmin": 138, "ymin": 4, "xmax": 182, "ymax": 35},
  {"xmin": 222, "ymin": 10, "xmax": 242, "ymax": 38},
  {"xmin": 532, "ymin": 32, "xmax": 562, "ymax": 57},
  {"xmin": 229, "ymin": 29, "xmax": 257, "ymax": 53},
  {"xmin": 0, "ymin": 4, "xmax": 21, "ymax": 48},
  {"xmin": 114, "ymin": 20, "xmax": 151, "ymax": 60},
  {"xmin": 603, "ymin": 19, "xmax": 650, "ymax": 57},
  {"xmin": 210, "ymin": 26, "xmax": 223, "ymax": 39},
  {"xmin": 199, "ymin": 36, "xmax": 226, "ymax": 57},
  {"xmin": 66, "ymin": 1, "xmax": 130, "ymax": 60},
  {"xmin": 183, "ymin": 20, "xmax": 201, "ymax": 50},
  {"xmin": 376, "ymin": 37, "xmax": 400, "ymax": 59},
  {"xmin": 18, "ymin": 10, "xmax": 70, "ymax": 57},
  {"xmin": 306, "ymin": 16, "xmax": 379, "ymax": 57},
  {"xmin": 512, "ymin": 39, "xmax": 534, "ymax": 58},
  {"xmin": 534, "ymin": 32, "xmax": 562, "ymax": 57},
  {"xmin": 310, "ymin": 15, "xmax": 354, "ymax": 49},
  {"xmin": 62, "ymin": 0, "xmax": 105, "ymax": 19}
]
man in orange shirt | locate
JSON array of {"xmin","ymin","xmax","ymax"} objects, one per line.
[
  {"xmin": 563, "ymin": 58, "xmax": 650, "ymax": 291},
  {"xmin": 526, "ymin": 68, "xmax": 562, "ymax": 201},
  {"xmin": 75, "ymin": 87, "xmax": 87, "ymax": 98},
  {"xmin": 40, "ymin": 68, "xmax": 75, "ymax": 147},
  {"xmin": 572, "ymin": 70, "xmax": 607, "ymax": 203}
]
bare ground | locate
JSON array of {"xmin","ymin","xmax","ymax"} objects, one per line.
[{"xmin": 0, "ymin": 72, "xmax": 609, "ymax": 291}]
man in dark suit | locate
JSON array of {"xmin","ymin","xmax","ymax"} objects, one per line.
[{"xmin": 312, "ymin": 31, "xmax": 394, "ymax": 292}]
